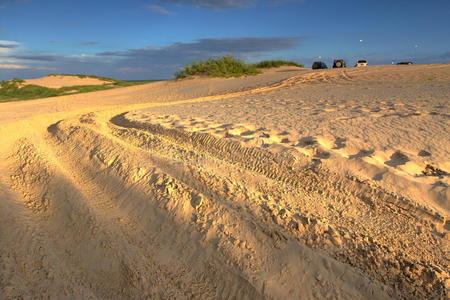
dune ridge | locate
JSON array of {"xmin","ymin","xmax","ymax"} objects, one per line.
[{"xmin": 23, "ymin": 75, "xmax": 112, "ymax": 88}]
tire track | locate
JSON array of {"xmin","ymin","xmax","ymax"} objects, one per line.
[
  {"xmin": 107, "ymin": 112, "xmax": 449, "ymax": 300},
  {"xmin": 16, "ymin": 113, "xmax": 399, "ymax": 300}
]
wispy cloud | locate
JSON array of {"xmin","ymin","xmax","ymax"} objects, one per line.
[
  {"xmin": 118, "ymin": 66, "xmax": 150, "ymax": 73},
  {"xmin": 0, "ymin": 40, "xmax": 20, "ymax": 55},
  {"xmin": 99, "ymin": 37, "xmax": 303, "ymax": 58},
  {"xmin": 269, "ymin": 0, "xmax": 304, "ymax": 7},
  {"xmin": 0, "ymin": 0, "xmax": 30, "ymax": 8},
  {"xmin": 97, "ymin": 36, "xmax": 304, "ymax": 78},
  {"xmin": 147, "ymin": 4, "xmax": 176, "ymax": 15},
  {"xmin": 158, "ymin": 0, "xmax": 255, "ymax": 10},
  {"xmin": 0, "ymin": 64, "xmax": 29, "ymax": 69},
  {"xmin": 0, "ymin": 40, "xmax": 19, "ymax": 49},
  {"xmin": 414, "ymin": 51, "xmax": 450, "ymax": 64},
  {"xmin": 76, "ymin": 41, "xmax": 100, "ymax": 46},
  {"xmin": 156, "ymin": 0, "xmax": 303, "ymax": 10},
  {"xmin": 434, "ymin": 51, "xmax": 450, "ymax": 60},
  {"xmin": 11, "ymin": 54, "xmax": 60, "ymax": 61},
  {"xmin": 0, "ymin": 0, "xmax": 31, "ymax": 2}
]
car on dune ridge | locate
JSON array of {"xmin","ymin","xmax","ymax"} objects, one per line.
[
  {"xmin": 332, "ymin": 59, "xmax": 346, "ymax": 68},
  {"xmin": 355, "ymin": 60, "xmax": 368, "ymax": 67},
  {"xmin": 312, "ymin": 61, "xmax": 328, "ymax": 69}
]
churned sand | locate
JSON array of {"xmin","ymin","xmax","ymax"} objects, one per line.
[
  {"xmin": 0, "ymin": 65, "xmax": 449, "ymax": 299},
  {"xmin": 23, "ymin": 74, "xmax": 112, "ymax": 88}
]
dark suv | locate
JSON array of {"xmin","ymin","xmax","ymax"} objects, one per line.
[
  {"xmin": 312, "ymin": 61, "xmax": 328, "ymax": 69},
  {"xmin": 332, "ymin": 59, "xmax": 346, "ymax": 68}
]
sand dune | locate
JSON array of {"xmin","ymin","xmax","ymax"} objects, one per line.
[
  {"xmin": 0, "ymin": 65, "xmax": 449, "ymax": 299},
  {"xmin": 23, "ymin": 75, "xmax": 112, "ymax": 88}
]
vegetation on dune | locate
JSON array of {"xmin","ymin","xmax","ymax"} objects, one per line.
[
  {"xmin": 253, "ymin": 60, "xmax": 303, "ymax": 68},
  {"xmin": 175, "ymin": 56, "xmax": 261, "ymax": 79},
  {"xmin": 0, "ymin": 76, "xmax": 159, "ymax": 102},
  {"xmin": 48, "ymin": 73, "xmax": 117, "ymax": 81},
  {"xmin": 175, "ymin": 56, "xmax": 304, "ymax": 79},
  {"xmin": 1, "ymin": 57, "xmax": 304, "ymax": 102},
  {"xmin": 0, "ymin": 81, "xmax": 60, "ymax": 101}
]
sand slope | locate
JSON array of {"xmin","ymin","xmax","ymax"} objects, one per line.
[
  {"xmin": 0, "ymin": 65, "xmax": 449, "ymax": 299},
  {"xmin": 23, "ymin": 75, "xmax": 112, "ymax": 88}
]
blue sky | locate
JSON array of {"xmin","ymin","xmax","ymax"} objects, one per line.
[{"xmin": 1, "ymin": 0, "xmax": 449, "ymax": 80}]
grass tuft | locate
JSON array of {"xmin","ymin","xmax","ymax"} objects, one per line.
[
  {"xmin": 175, "ymin": 56, "xmax": 261, "ymax": 79},
  {"xmin": 47, "ymin": 73, "xmax": 117, "ymax": 81},
  {"xmin": 253, "ymin": 60, "xmax": 303, "ymax": 68},
  {"xmin": 0, "ymin": 81, "xmax": 60, "ymax": 101}
]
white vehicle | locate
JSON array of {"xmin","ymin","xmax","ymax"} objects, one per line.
[{"xmin": 355, "ymin": 60, "xmax": 368, "ymax": 67}]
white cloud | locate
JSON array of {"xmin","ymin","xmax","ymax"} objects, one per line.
[
  {"xmin": 0, "ymin": 40, "xmax": 20, "ymax": 55},
  {"xmin": 0, "ymin": 40, "xmax": 20, "ymax": 47},
  {"xmin": 147, "ymin": 4, "xmax": 176, "ymax": 15},
  {"xmin": 0, "ymin": 57, "xmax": 21, "ymax": 63},
  {"xmin": 0, "ymin": 64, "xmax": 29, "ymax": 69}
]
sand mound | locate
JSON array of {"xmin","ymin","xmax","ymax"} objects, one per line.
[
  {"xmin": 23, "ymin": 75, "xmax": 112, "ymax": 88},
  {"xmin": 0, "ymin": 64, "xmax": 449, "ymax": 299}
]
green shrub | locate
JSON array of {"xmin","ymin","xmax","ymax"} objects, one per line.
[
  {"xmin": 253, "ymin": 60, "xmax": 303, "ymax": 68},
  {"xmin": 175, "ymin": 55, "xmax": 261, "ymax": 79}
]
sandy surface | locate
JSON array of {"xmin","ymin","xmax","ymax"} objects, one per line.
[
  {"xmin": 23, "ymin": 75, "xmax": 112, "ymax": 88},
  {"xmin": 0, "ymin": 65, "xmax": 449, "ymax": 299},
  {"xmin": 0, "ymin": 67, "xmax": 309, "ymax": 124}
]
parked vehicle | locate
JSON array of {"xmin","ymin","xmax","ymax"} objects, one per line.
[
  {"xmin": 355, "ymin": 60, "xmax": 368, "ymax": 67},
  {"xmin": 312, "ymin": 61, "xmax": 328, "ymax": 69},
  {"xmin": 332, "ymin": 59, "xmax": 346, "ymax": 68},
  {"xmin": 397, "ymin": 62, "xmax": 413, "ymax": 65}
]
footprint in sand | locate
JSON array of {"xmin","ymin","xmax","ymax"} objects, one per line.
[
  {"xmin": 418, "ymin": 150, "xmax": 431, "ymax": 157},
  {"xmin": 348, "ymin": 149, "xmax": 375, "ymax": 159},
  {"xmin": 333, "ymin": 137, "xmax": 347, "ymax": 149},
  {"xmin": 298, "ymin": 136, "xmax": 317, "ymax": 147},
  {"xmin": 315, "ymin": 149, "xmax": 331, "ymax": 159},
  {"xmin": 240, "ymin": 130, "xmax": 256, "ymax": 137},
  {"xmin": 373, "ymin": 171, "xmax": 388, "ymax": 181},
  {"xmin": 316, "ymin": 136, "xmax": 347, "ymax": 150},
  {"xmin": 385, "ymin": 151, "xmax": 409, "ymax": 167}
]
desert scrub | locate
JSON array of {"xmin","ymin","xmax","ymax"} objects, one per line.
[
  {"xmin": 253, "ymin": 60, "xmax": 303, "ymax": 68},
  {"xmin": 175, "ymin": 56, "xmax": 261, "ymax": 79}
]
